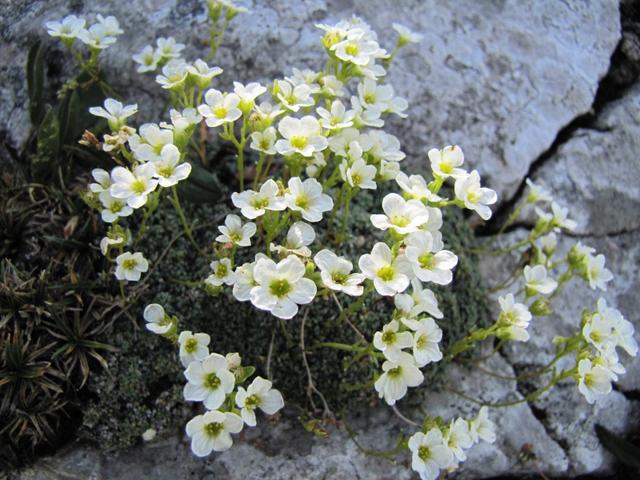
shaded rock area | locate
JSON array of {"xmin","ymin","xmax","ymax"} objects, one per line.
[{"xmin": 3, "ymin": 0, "xmax": 640, "ymax": 479}]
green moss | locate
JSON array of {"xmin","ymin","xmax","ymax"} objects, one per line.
[{"xmin": 81, "ymin": 186, "xmax": 488, "ymax": 449}]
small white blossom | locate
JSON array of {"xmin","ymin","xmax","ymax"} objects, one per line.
[
  {"xmin": 358, "ymin": 242, "xmax": 411, "ymax": 296},
  {"xmin": 184, "ymin": 353, "xmax": 235, "ymax": 410},
  {"xmin": 156, "ymin": 59, "xmax": 189, "ymax": 89},
  {"xmin": 374, "ymin": 351, "xmax": 423, "ymax": 405},
  {"xmin": 284, "ymin": 177, "xmax": 333, "ymax": 222},
  {"xmin": 216, "ymin": 214, "xmax": 256, "ymax": 247},
  {"xmin": 232, "ymin": 257, "xmax": 265, "ymax": 302},
  {"xmin": 89, "ymin": 168, "xmax": 112, "ymax": 193},
  {"xmin": 129, "ymin": 123, "xmax": 173, "ymax": 162},
  {"xmin": 186, "ymin": 410, "xmax": 243, "ymax": 456},
  {"xmin": 402, "ymin": 317, "xmax": 443, "ymax": 367},
  {"xmin": 198, "ymin": 89, "xmax": 242, "ymax": 127},
  {"xmin": 235, "ymin": 376, "xmax": 284, "ymax": 426},
  {"xmin": 523, "ymin": 265, "xmax": 557, "ymax": 296},
  {"xmin": 156, "ymin": 36, "xmax": 185, "ymax": 59},
  {"xmin": 332, "ymin": 29, "xmax": 383, "ymax": 66},
  {"xmin": 405, "ymin": 231, "xmax": 458, "ymax": 285},
  {"xmin": 115, "ymin": 251, "xmax": 148, "ymax": 282},
  {"xmin": 314, "ymin": 249, "xmax": 365, "ymax": 296},
  {"xmin": 535, "ymin": 201, "xmax": 577, "ymax": 231},
  {"xmin": 271, "ymin": 222, "xmax": 315, "ymax": 257},
  {"xmin": 231, "ymin": 179, "xmax": 286, "ymax": 219},
  {"xmin": 99, "ymin": 191, "xmax": 132, "ymax": 223},
  {"xmin": 373, "ymin": 320, "xmax": 413, "ymax": 361},
  {"xmin": 468, "ymin": 407, "xmax": 496, "ymax": 444},
  {"xmin": 186, "ymin": 59, "xmax": 223, "ymax": 87},
  {"xmin": 78, "ymin": 23, "xmax": 117, "ymax": 49},
  {"xmin": 89, "ymin": 98, "xmax": 138, "ymax": 131},
  {"xmin": 95, "ymin": 15, "xmax": 123, "ymax": 36},
  {"xmin": 428, "ymin": 145, "xmax": 467, "ymax": 179},
  {"xmin": 206, "ymin": 258, "xmax": 236, "ymax": 287},
  {"xmin": 153, "ymin": 144, "xmax": 192, "ymax": 187},
  {"xmin": 317, "ymin": 100, "xmax": 355, "ymax": 130},
  {"xmin": 110, "ymin": 163, "xmax": 158, "ymax": 209},
  {"xmin": 342, "ymin": 158, "xmax": 377, "ymax": 190},
  {"xmin": 46, "ymin": 15, "xmax": 86, "ymax": 40},
  {"xmin": 496, "ymin": 293, "xmax": 532, "ymax": 341},
  {"xmin": 275, "ymin": 116, "xmax": 328, "ymax": 157},
  {"xmin": 132, "ymin": 45, "xmax": 162, "ymax": 73},
  {"xmin": 537, "ymin": 232, "xmax": 557, "ymax": 256},
  {"xmin": 526, "ymin": 178, "xmax": 553, "ymax": 204},
  {"xmin": 178, "ymin": 331, "xmax": 211, "ymax": 367},
  {"xmin": 594, "ymin": 298, "xmax": 637, "ymax": 356},
  {"xmin": 392, "ymin": 23, "xmax": 423, "ymax": 45},
  {"xmin": 445, "ymin": 418, "xmax": 473, "ymax": 462},
  {"xmin": 577, "ymin": 358, "xmax": 614, "ymax": 404},
  {"xmin": 361, "ymin": 130, "xmax": 404, "ymax": 162},
  {"xmin": 143, "ymin": 303, "xmax": 171, "ymax": 334},
  {"xmin": 395, "ymin": 279, "xmax": 443, "ymax": 319},
  {"xmin": 370, "ymin": 193, "xmax": 430, "ymax": 235},
  {"xmin": 408, "ymin": 428, "xmax": 453, "ymax": 480},
  {"xmin": 585, "ymin": 254, "xmax": 613, "ymax": 291},
  {"xmin": 249, "ymin": 127, "xmax": 277, "ymax": 155},
  {"xmin": 395, "ymin": 172, "xmax": 441, "ymax": 202},
  {"xmin": 275, "ymin": 80, "xmax": 314, "ymax": 112},
  {"xmin": 233, "ymin": 81, "xmax": 267, "ymax": 111},
  {"xmin": 454, "ymin": 170, "xmax": 497, "ymax": 220}
]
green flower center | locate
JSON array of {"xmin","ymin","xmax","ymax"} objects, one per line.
[
  {"xmin": 391, "ymin": 216, "xmax": 409, "ymax": 227},
  {"xmin": 110, "ymin": 200, "xmax": 125, "ymax": 213},
  {"xmin": 204, "ymin": 421, "xmax": 224, "ymax": 437},
  {"xmin": 381, "ymin": 330, "xmax": 396, "ymax": 345},
  {"xmin": 295, "ymin": 194, "xmax": 310, "ymax": 210},
  {"xmin": 131, "ymin": 179, "xmax": 147, "ymax": 194},
  {"xmin": 351, "ymin": 173, "xmax": 362, "ymax": 186},
  {"xmin": 122, "ymin": 259, "xmax": 138, "ymax": 270},
  {"xmin": 467, "ymin": 191, "xmax": 479, "ymax": 204},
  {"xmin": 184, "ymin": 338, "xmax": 199, "ymax": 353},
  {"xmin": 387, "ymin": 366, "xmax": 402, "ymax": 378},
  {"xmin": 251, "ymin": 196, "xmax": 270, "ymax": 209},
  {"xmin": 290, "ymin": 136, "xmax": 309, "ymax": 150},
  {"xmin": 418, "ymin": 253, "xmax": 435, "ymax": 270},
  {"xmin": 584, "ymin": 373, "xmax": 595, "ymax": 388},
  {"xmin": 345, "ymin": 43, "xmax": 359, "ymax": 56},
  {"xmin": 363, "ymin": 93, "xmax": 375, "ymax": 104},
  {"xmin": 416, "ymin": 333, "xmax": 427, "ymax": 349},
  {"xmin": 229, "ymin": 232, "xmax": 242, "ymax": 243},
  {"xmin": 269, "ymin": 279, "xmax": 292, "ymax": 298},
  {"xmin": 440, "ymin": 162, "xmax": 453, "ymax": 174},
  {"xmin": 331, "ymin": 272, "xmax": 348, "ymax": 285},
  {"xmin": 204, "ymin": 372, "xmax": 221, "ymax": 390},
  {"xmin": 157, "ymin": 165, "xmax": 174, "ymax": 178},
  {"xmin": 377, "ymin": 265, "xmax": 395, "ymax": 282},
  {"xmin": 245, "ymin": 394, "xmax": 261, "ymax": 409},
  {"xmin": 418, "ymin": 445, "xmax": 431, "ymax": 461},
  {"xmin": 213, "ymin": 105, "xmax": 228, "ymax": 119},
  {"xmin": 216, "ymin": 263, "xmax": 228, "ymax": 278}
]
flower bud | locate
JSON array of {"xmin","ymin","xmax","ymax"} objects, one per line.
[{"xmin": 530, "ymin": 298, "xmax": 552, "ymax": 316}]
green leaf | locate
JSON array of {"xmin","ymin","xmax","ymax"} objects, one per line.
[
  {"xmin": 595, "ymin": 424, "xmax": 640, "ymax": 469},
  {"xmin": 178, "ymin": 163, "xmax": 223, "ymax": 203},
  {"xmin": 58, "ymin": 75, "xmax": 105, "ymax": 146},
  {"xmin": 234, "ymin": 366, "xmax": 255, "ymax": 384},
  {"xmin": 33, "ymin": 107, "xmax": 60, "ymax": 181},
  {"xmin": 27, "ymin": 40, "xmax": 45, "ymax": 126}
]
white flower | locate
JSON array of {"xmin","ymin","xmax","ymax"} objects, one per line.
[
  {"xmin": 235, "ymin": 376, "xmax": 284, "ymax": 426},
  {"xmin": 95, "ymin": 15, "xmax": 123, "ymax": 36},
  {"xmin": 317, "ymin": 100, "xmax": 355, "ymax": 130},
  {"xmin": 585, "ymin": 254, "xmax": 613, "ymax": 291},
  {"xmin": 357, "ymin": 79, "xmax": 393, "ymax": 113},
  {"xmin": 284, "ymin": 177, "xmax": 333, "ymax": 222},
  {"xmin": 89, "ymin": 168, "xmax": 111, "ymax": 193},
  {"xmin": 537, "ymin": 232, "xmax": 557, "ymax": 256},
  {"xmin": 523, "ymin": 265, "xmax": 557, "ymax": 296},
  {"xmin": 250, "ymin": 255, "xmax": 317, "ymax": 319},
  {"xmin": 178, "ymin": 331, "xmax": 211, "ymax": 367},
  {"xmin": 405, "ymin": 231, "xmax": 458, "ymax": 285},
  {"xmin": 395, "ymin": 172, "xmax": 441, "ymax": 202},
  {"xmin": 186, "ymin": 410, "xmax": 243, "ymax": 456},
  {"xmin": 595, "ymin": 298, "xmax": 637, "ymax": 356},
  {"xmin": 370, "ymin": 193, "xmax": 430, "ymax": 235},
  {"xmin": 445, "ymin": 418, "xmax": 473, "ymax": 462},
  {"xmin": 78, "ymin": 23, "xmax": 117, "ymax": 49},
  {"xmin": 254, "ymin": 101, "xmax": 284, "ymax": 123},
  {"xmin": 226, "ymin": 352, "xmax": 242, "ymax": 371},
  {"xmin": 535, "ymin": 201, "xmax": 577, "ymax": 231},
  {"xmin": 314, "ymin": 249, "xmax": 365, "ymax": 296},
  {"xmin": 128, "ymin": 123, "xmax": 174, "ymax": 162},
  {"xmin": 132, "ymin": 45, "xmax": 162, "ymax": 73},
  {"xmin": 275, "ymin": 80, "xmax": 314, "ymax": 112},
  {"xmin": 286, "ymin": 68, "xmax": 321, "ymax": 94},
  {"xmin": 497, "ymin": 293, "xmax": 532, "ymax": 341},
  {"xmin": 46, "ymin": 15, "xmax": 85, "ymax": 39},
  {"xmin": 374, "ymin": 351, "xmax": 423, "ymax": 405},
  {"xmin": 249, "ymin": 127, "xmax": 277, "ymax": 155},
  {"xmin": 216, "ymin": 214, "xmax": 256, "ymax": 247},
  {"xmin": 156, "ymin": 36, "xmax": 185, "ymax": 59},
  {"xmin": 198, "ymin": 89, "xmax": 242, "ymax": 127},
  {"xmin": 577, "ymin": 358, "xmax": 614, "ymax": 404},
  {"xmin": 360, "ymin": 130, "xmax": 404, "ymax": 162},
  {"xmin": 156, "ymin": 59, "xmax": 189, "ymax": 89},
  {"xmin": 526, "ymin": 178, "xmax": 553, "ymax": 204},
  {"xmin": 392, "ymin": 23, "xmax": 423, "ymax": 45},
  {"xmin": 343, "ymin": 158, "xmax": 377, "ymax": 190},
  {"xmin": 187, "ymin": 59, "xmax": 223, "ymax": 88},
  {"xmin": 358, "ymin": 242, "xmax": 411, "ymax": 296},
  {"xmin": 402, "ymin": 317, "xmax": 443, "ymax": 367},
  {"xmin": 99, "ymin": 231, "xmax": 127, "ymax": 256},
  {"xmin": 275, "ymin": 116, "xmax": 328, "ymax": 157},
  {"xmin": 231, "ymin": 179, "xmax": 286, "ymax": 219},
  {"xmin": 143, "ymin": 303, "xmax": 171, "ymax": 334},
  {"xmin": 89, "ymin": 98, "xmax": 138, "ymax": 131},
  {"xmin": 373, "ymin": 320, "xmax": 413, "ymax": 361},
  {"xmin": 206, "ymin": 258, "xmax": 236, "ymax": 287},
  {"xmin": 99, "ymin": 191, "xmax": 133, "ymax": 223},
  {"xmin": 115, "ymin": 251, "xmax": 148, "ymax": 282},
  {"xmin": 378, "ymin": 159, "xmax": 401, "ymax": 182},
  {"xmin": 468, "ymin": 406, "xmax": 496, "ymax": 444},
  {"xmin": 232, "ymin": 257, "xmax": 265, "ymax": 302},
  {"xmin": 408, "ymin": 428, "xmax": 453, "ymax": 480},
  {"xmin": 233, "ymin": 81, "xmax": 267, "ymax": 111},
  {"xmin": 333, "ymin": 29, "xmax": 383, "ymax": 66},
  {"xmin": 161, "ymin": 108, "xmax": 202, "ymax": 132},
  {"xmin": 428, "ymin": 145, "xmax": 467, "ymax": 179},
  {"xmin": 153, "ymin": 144, "xmax": 192, "ymax": 187},
  {"xmin": 319, "ymin": 74, "xmax": 344, "ymax": 97},
  {"xmin": 454, "ymin": 170, "xmax": 497, "ymax": 220},
  {"xmin": 395, "ymin": 279, "xmax": 443, "ymax": 319},
  {"xmin": 184, "ymin": 353, "xmax": 235, "ymax": 409},
  {"xmin": 110, "ymin": 163, "xmax": 158, "ymax": 209},
  {"xmin": 271, "ymin": 222, "xmax": 315, "ymax": 257}
]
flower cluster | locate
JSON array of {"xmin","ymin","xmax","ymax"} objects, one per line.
[{"xmin": 46, "ymin": 14, "xmax": 124, "ymax": 50}]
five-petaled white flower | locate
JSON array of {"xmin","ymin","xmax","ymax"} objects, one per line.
[
  {"xmin": 231, "ymin": 179, "xmax": 286, "ymax": 219},
  {"xmin": 405, "ymin": 231, "xmax": 457, "ymax": 285},
  {"xmin": 370, "ymin": 193, "xmax": 430, "ymax": 235},
  {"xmin": 89, "ymin": 98, "xmax": 138, "ymax": 131},
  {"xmin": 99, "ymin": 191, "xmax": 133, "ymax": 223},
  {"xmin": 395, "ymin": 172, "xmax": 441, "ymax": 202},
  {"xmin": 359, "ymin": 242, "xmax": 411, "ymax": 296},
  {"xmin": 249, "ymin": 127, "xmax": 278, "ymax": 155},
  {"xmin": 535, "ymin": 201, "xmax": 577, "ymax": 231},
  {"xmin": 132, "ymin": 45, "xmax": 162, "ymax": 73},
  {"xmin": 523, "ymin": 265, "xmax": 557, "ymax": 296},
  {"xmin": 178, "ymin": 331, "xmax": 211, "ymax": 367},
  {"xmin": 186, "ymin": 410, "xmax": 243, "ymax": 457},
  {"xmin": 250, "ymin": 255, "xmax": 317, "ymax": 319},
  {"xmin": 577, "ymin": 358, "xmax": 614, "ymax": 404},
  {"xmin": 585, "ymin": 254, "xmax": 613, "ymax": 291},
  {"xmin": 216, "ymin": 214, "xmax": 256, "ymax": 247},
  {"xmin": 402, "ymin": 317, "xmax": 443, "ymax": 367},
  {"xmin": 153, "ymin": 144, "xmax": 192, "ymax": 187},
  {"xmin": 235, "ymin": 376, "xmax": 284, "ymax": 426},
  {"xmin": 333, "ymin": 29, "xmax": 383, "ymax": 66},
  {"xmin": 445, "ymin": 417, "xmax": 474, "ymax": 462},
  {"xmin": 374, "ymin": 351, "xmax": 424, "ymax": 405},
  {"xmin": 408, "ymin": 428, "xmax": 454, "ymax": 480},
  {"xmin": 232, "ymin": 255, "xmax": 267, "ymax": 302},
  {"xmin": 275, "ymin": 79, "xmax": 314, "ymax": 112},
  {"xmin": 271, "ymin": 222, "xmax": 316, "ymax": 258},
  {"xmin": 206, "ymin": 258, "xmax": 236, "ymax": 287},
  {"xmin": 46, "ymin": 15, "xmax": 86, "ymax": 40},
  {"xmin": 184, "ymin": 353, "xmax": 235, "ymax": 410},
  {"xmin": 233, "ymin": 81, "xmax": 267, "ymax": 112},
  {"xmin": 314, "ymin": 249, "xmax": 365, "ymax": 296},
  {"xmin": 526, "ymin": 178, "xmax": 553, "ymax": 204},
  {"xmin": 275, "ymin": 116, "xmax": 328, "ymax": 157},
  {"xmin": 343, "ymin": 158, "xmax": 377, "ymax": 190},
  {"xmin": 428, "ymin": 145, "xmax": 467, "ymax": 179},
  {"xmin": 110, "ymin": 163, "xmax": 158, "ymax": 209},
  {"xmin": 78, "ymin": 23, "xmax": 117, "ymax": 49},
  {"xmin": 454, "ymin": 170, "xmax": 497, "ymax": 221},
  {"xmin": 89, "ymin": 168, "xmax": 111, "ymax": 193},
  {"xmin": 373, "ymin": 320, "xmax": 413, "ymax": 361},
  {"xmin": 284, "ymin": 177, "xmax": 333, "ymax": 222},
  {"xmin": 496, "ymin": 293, "xmax": 532, "ymax": 341},
  {"xmin": 198, "ymin": 89, "xmax": 242, "ymax": 127},
  {"xmin": 395, "ymin": 279, "xmax": 443, "ymax": 319},
  {"xmin": 468, "ymin": 406, "xmax": 496, "ymax": 444},
  {"xmin": 392, "ymin": 23, "xmax": 423, "ymax": 45},
  {"xmin": 187, "ymin": 59, "xmax": 223, "ymax": 88},
  {"xmin": 317, "ymin": 100, "xmax": 355, "ymax": 130},
  {"xmin": 115, "ymin": 251, "xmax": 148, "ymax": 282},
  {"xmin": 156, "ymin": 36, "xmax": 185, "ymax": 59},
  {"xmin": 129, "ymin": 123, "xmax": 174, "ymax": 162},
  {"xmin": 143, "ymin": 303, "xmax": 171, "ymax": 334},
  {"xmin": 594, "ymin": 298, "xmax": 638, "ymax": 356}
]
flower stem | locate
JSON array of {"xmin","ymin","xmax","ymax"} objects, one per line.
[{"xmin": 170, "ymin": 186, "xmax": 200, "ymax": 252}]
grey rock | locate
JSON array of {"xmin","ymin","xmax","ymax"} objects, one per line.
[{"xmin": 0, "ymin": 0, "xmax": 621, "ymax": 202}]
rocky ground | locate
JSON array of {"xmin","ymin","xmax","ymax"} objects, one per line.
[{"xmin": 2, "ymin": 0, "xmax": 639, "ymax": 478}]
